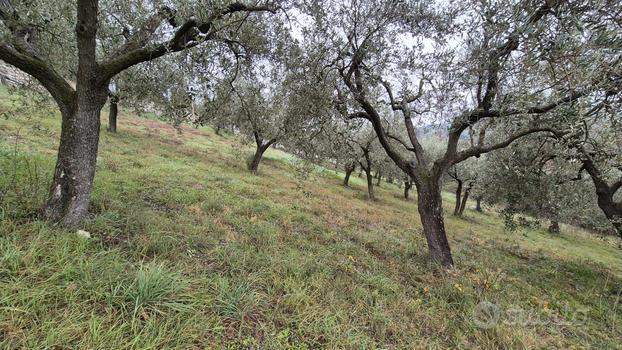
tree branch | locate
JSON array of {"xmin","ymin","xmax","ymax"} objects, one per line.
[
  {"xmin": 386, "ymin": 133, "xmax": 415, "ymax": 152},
  {"xmin": 349, "ymin": 107, "xmax": 409, "ymax": 173},
  {"xmin": 0, "ymin": 0, "xmax": 74, "ymax": 105},
  {"xmin": 454, "ymin": 127, "xmax": 562, "ymax": 164},
  {"xmin": 379, "ymin": 78, "xmax": 427, "ymax": 164},
  {"xmin": 0, "ymin": 44, "xmax": 74, "ymax": 106},
  {"xmin": 109, "ymin": 6, "xmax": 178, "ymax": 58},
  {"xmin": 100, "ymin": 2, "xmax": 279, "ymax": 81}
]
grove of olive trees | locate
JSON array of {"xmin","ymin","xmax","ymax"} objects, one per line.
[
  {"xmin": 3, "ymin": 1, "xmax": 622, "ymax": 348},
  {"xmin": 1, "ymin": 0, "xmax": 620, "ymax": 265}
]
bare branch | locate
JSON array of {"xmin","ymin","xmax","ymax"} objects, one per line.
[
  {"xmin": 386, "ymin": 133, "xmax": 415, "ymax": 152},
  {"xmin": 454, "ymin": 127, "xmax": 563, "ymax": 164},
  {"xmin": 109, "ymin": 6, "xmax": 177, "ymax": 58}
]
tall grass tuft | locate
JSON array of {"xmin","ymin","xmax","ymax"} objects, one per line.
[{"xmin": 128, "ymin": 263, "xmax": 193, "ymax": 319}]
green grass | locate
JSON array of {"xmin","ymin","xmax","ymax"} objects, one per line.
[{"xmin": 1, "ymin": 89, "xmax": 621, "ymax": 349}]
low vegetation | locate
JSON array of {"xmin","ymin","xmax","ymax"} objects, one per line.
[{"xmin": 1, "ymin": 91, "xmax": 621, "ymax": 349}]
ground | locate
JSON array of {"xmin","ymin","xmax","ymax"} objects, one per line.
[{"xmin": 0, "ymin": 88, "xmax": 621, "ymax": 349}]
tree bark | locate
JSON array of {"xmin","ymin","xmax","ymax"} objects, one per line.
[
  {"xmin": 416, "ymin": 177, "xmax": 454, "ymax": 267},
  {"xmin": 107, "ymin": 95, "xmax": 118, "ymax": 133},
  {"xmin": 42, "ymin": 87, "xmax": 108, "ymax": 227},
  {"xmin": 376, "ymin": 170, "xmax": 382, "ymax": 187},
  {"xmin": 453, "ymin": 179, "xmax": 463, "ymax": 216},
  {"xmin": 343, "ymin": 163, "xmax": 355, "ymax": 186},
  {"xmin": 41, "ymin": 0, "xmax": 110, "ymax": 227},
  {"xmin": 475, "ymin": 196, "xmax": 483, "ymax": 212}
]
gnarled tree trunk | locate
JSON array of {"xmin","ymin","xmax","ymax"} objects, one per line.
[
  {"xmin": 582, "ymin": 159, "xmax": 622, "ymax": 238},
  {"xmin": 43, "ymin": 87, "xmax": 108, "ymax": 227},
  {"xmin": 415, "ymin": 176, "xmax": 453, "ymax": 267},
  {"xmin": 42, "ymin": 0, "xmax": 110, "ymax": 227}
]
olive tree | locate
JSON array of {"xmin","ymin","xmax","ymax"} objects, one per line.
[
  {"xmin": 304, "ymin": 0, "xmax": 620, "ymax": 266},
  {"xmin": 561, "ymin": 105, "xmax": 622, "ymax": 237},
  {"xmin": 0, "ymin": 0, "xmax": 279, "ymax": 227},
  {"xmin": 447, "ymin": 159, "xmax": 479, "ymax": 217},
  {"xmin": 224, "ymin": 67, "xmax": 288, "ymax": 173}
]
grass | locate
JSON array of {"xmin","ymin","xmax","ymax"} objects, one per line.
[{"xmin": 1, "ymin": 87, "xmax": 621, "ymax": 348}]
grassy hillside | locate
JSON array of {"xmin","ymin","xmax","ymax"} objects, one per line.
[{"xmin": 1, "ymin": 89, "xmax": 621, "ymax": 349}]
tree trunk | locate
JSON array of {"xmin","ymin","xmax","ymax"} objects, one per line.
[
  {"xmin": 404, "ymin": 181, "xmax": 412, "ymax": 200},
  {"xmin": 582, "ymin": 159, "xmax": 622, "ymax": 238},
  {"xmin": 595, "ymin": 195, "xmax": 622, "ymax": 238},
  {"xmin": 364, "ymin": 167, "xmax": 375, "ymax": 200},
  {"xmin": 248, "ymin": 144, "xmax": 268, "ymax": 173},
  {"xmin": 376, "ymin": 171, "xmax": 382, "ymax": 187},
  {"xmin": 248, "ymin": 137, "xmax": 276, "ymax": 173},
  {"xmin": 343, "ymin": 164, "xmax": 355, "ymax": 186},
  {"xmin": 42, "ymin": 89, "xmax": 108, "ymax": 227},
  {"xmin": 416, "ymin": 177, "xmax": 454, "ymax": 267},
  {"xmin": 458, "ymin": 184, "xmax": 472, "ymax": 216},
  {"xmin": 453, "ymin": 179, "xmax": 463, "ymax": 216},
  {"xmin": 107, "ymin": 95, "xmax": 118, "ymax": 133},
  {"xmin": 548, "ymin": 220, "xmax": 560, "ymax": 234},
  {"xmin": 475, "ymin": 196, "xmax": 483, "ymax": 212}
]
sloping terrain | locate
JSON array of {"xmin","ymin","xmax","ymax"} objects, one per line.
[{"xmin": 1, "ymin": 90, "xmax": 621, "ymax": 349}]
